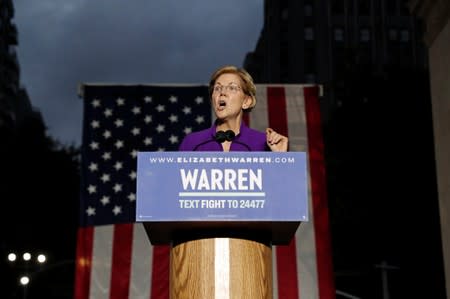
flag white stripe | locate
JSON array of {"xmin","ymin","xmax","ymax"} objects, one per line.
[
  {"xmin": 296, "ymin": 223, "xmax": 319, "ymax": 298},
  {"xmin": 272, "ymin": 247, "xmax": 279, "ymax": 299},
  {"xmin": 251, "ymin": 85, "xmax": 269, "ymax": 131},
  {"xmin": 284, "ymin": 86, "xmax": 320, "ymax": 299},
  {"xmin": 90, "ymin": 225, "xmax": 114, "ymax": 299},
  {"xmin": 284, "ymin": 85, "xmax": 308, "ymax": 152},
  {"xmin": 129, "ymin": 224, "xmax": 153, "ymax": 299},
  {"xmin": 251, "ymin": 86, "xmax": 279, "ymax": 298}
]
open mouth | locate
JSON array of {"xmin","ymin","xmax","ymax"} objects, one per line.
[{"xmin": 217, "ymin": 100, "xmax": 226, "ymax": 110}]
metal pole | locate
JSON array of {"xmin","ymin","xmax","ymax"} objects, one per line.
[{"xmin": 375, "ymin": 260, "xmax": 399, "ymax": 299}]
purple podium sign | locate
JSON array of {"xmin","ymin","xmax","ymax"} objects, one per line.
[
  {"xmin": 137, "ymin": 152, "xmax": 308, "ymax": 220},
  {"xmin": 136, "ymin": 152, "xmax": 308, "ymax": 244}
]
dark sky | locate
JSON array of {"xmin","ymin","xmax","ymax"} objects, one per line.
[{"xmin": 13, "ymin": 0, "xmax": 263, "ymax": 146}]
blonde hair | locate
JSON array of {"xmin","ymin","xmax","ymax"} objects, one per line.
[{"xmin": 209, "ymin": 65, "xmax": 257, "ymax": 112}]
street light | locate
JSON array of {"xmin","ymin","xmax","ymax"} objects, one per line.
[
  {"xmin": 19, "ymin": 276, "xmax": 30, "ymax": 286},
  {"xmin": 23, "ymin": 252, "xmax": 31, "ymax": 261},
  {"xmin": 37, "ymin": 254, "xmax": 46, "ymax": 263},
  {"xmin": 6, "ymin": 250, "xmax": 48, "ymax": 298},
  {"xmin": 8, "ymin": 253, "xmax": 17, "ymax": 262}
]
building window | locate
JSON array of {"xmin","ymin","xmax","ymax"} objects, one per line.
[
  {"xmin": 304, "ymin": 27, "xmax": 314, "ymax": 40},
  {"xmin": 305, "ymin": 73, "xmax": 316, "ymax": 83},
  {"xmin": 388, "ymin": 29, "xmax": 398, "ymax": 41},
  {"xmin": 400, "ymin": 0, "xmax": 410, "ymax": 15},
  {"xmin": 331, "ymin": 0, "xmax": 345, "ymax": 15},
  {"xmin": 334, "ymin": 28, "xmax": 344, "ymax": 41},
  {"xmin": 359, "ymin": 45, "xmax": 372, "ymax": 65},
  {"xmin": 304, "ymin": 4, "xmax": 313, "ymax": 17},
  {"xmin": 280, "ymin": 41, "xmax": 289, "ymax": 81},
  {"xmin": 360, "ymin": 28, "xmax": 370, "ymax": 42},
  {"xmin": 358, "ymin": 0, "xmax": 371, "ymax": 15},
  {"xmin": 281, "ymin": 8, "xmax": 289, "ymax": 20},
  {"xmin": 400, "ymin": 29, "xmax": 410, "ymax": 42},
  {"xmin": 386, "ymin": 0, "xmax": 397, "ymax": 16}
]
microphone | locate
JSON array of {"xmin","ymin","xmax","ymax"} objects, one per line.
[
  {"xmin": 215, "ymin": 130, "xmax": 251, "ymax": 151},
  {"xmin": 191, "ymin": 130, "xmax": 234, "ymax": 151},
  {"xmin": 192, "ymin": 130, "xmax": 251, "ymax": 151},
  {"xmin": 215, "ymin": 130, "xmax": 235, "ymax": 143}
]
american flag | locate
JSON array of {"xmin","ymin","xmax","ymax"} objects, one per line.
[{"xmin": 75, "ymin": 84, "xmax": 335, "ymax": 299}]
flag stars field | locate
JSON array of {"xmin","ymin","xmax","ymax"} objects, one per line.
[
  {"xmin": 144, "ymin": 115, "xmax": 152, "ymax": 123},
  {"xmin": 91, "ymin": 120, "xmax": 100, "ymax": 128},
  {"xmin": 90, "ymin": 142, "xmax": 99, "ymax": 150},
  {"xmin": 131, "ymin": 127, "xmax": 141, "ymax": 135},
  {"xmin": 169, "ymin": 135, "xmax": 179, "ymax": 144},
  {"xmin": 112, "ymin": 206, "xmax": 122, "ymax": 216},
  {"xmin": 100, "ymin": 174, "xmax": 110, "ymax": 183},
  {"xmin": 169, "ymin": 114, "xmax": 178, "ymax": 122},
  {"xmin": 116, "ymin": 98, "xmax": 125, "ymax": 106},
  {"xmin": 183, "ymin": 106, "xmax": 192, "ymax": 114},
  {"xmin": 91, "ymin": 99, "xmax": 101, "ymax": 108},
  {"xmin": 195, "ymin": 115, "xmax": 205, "ymax": 124},
  {"xmin": 156, "ymin": 104, "xmax": 165, "ymax": 112},
  {"xmin": 86, "ymin": 207, "xmax": 95, "ymax": 216},
  {"xmin": 114, "ymin": 162, "xmax": 123, "ymax": 171},
  {"xmin": 114, "ymin": 140, "xmax": 124, "ymax": 149},
  {"xmin": 127, "ymin": 193, "xmax": 136, "ymax": 202},
  {"xmin": 100, "ymin": 196, "xmax": 110, "ymax": 205},
  {"xmin": 115, "ymin": 119, "xmax": 124, "ymax": 127},
  {"xmin": 88, "ymin": 163, "xmax": 98, "ymax": 172},
  {"xmin": 132, "ymin": 106, "xmax": 141, "ymax": 114},
  {"xmin": 103, "ymin": 130, "xmax": 112, "ymax": 139},
  {"xmin": 156, "ymin": 124, "xmax": 165, "ymax": 133},
  {"xmin": 87, "ymin": 185, "xmax": 96, "ymax": 194},
  {"xmin": 104, "ymin": 108, "xmax": 113, "ymax": 117},
  {"xmin": 184, "ymin": 127, "xmax": 192, "ymax": 134},
  {"xmin": 195, "ymin": 96, "xmax": 204, "ymax": 104},
  {"xmin": 143, "ymin": 137, "xmax": 152, "ymax": 145},
  {"xmin": 113, "ymin": 184, "xmax": 122, "ymax": 193},
  {"xmin": 102, "ymin": 152, "xmax": 111, "ymax": 161}
]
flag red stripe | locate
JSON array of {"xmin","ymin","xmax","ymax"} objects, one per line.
[
  {"xmin": 304, "ymin": 86, "xmax": 336, "ymax": 299},
  {"xmin": 151, "ymin": 245, "xmax": 170, "ymax": 299},
  {"xmin": 267, "ymin": 86, "xmax": 300, "ymax": 299},
  {"xmin": 110, "ymin": 224, "xmax": 134, "ymax": 299},
  {"xmin": 74, "ymin": 227, "xmax": 94, "ymax": 299},
  {"xmin": 267, "ymin": 87, "xmax": 289, "ymax": 136}
]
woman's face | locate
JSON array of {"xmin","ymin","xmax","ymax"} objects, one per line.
[{"xmin": 211, "ymin": 73, "xmax": 252, "ymax": 122}]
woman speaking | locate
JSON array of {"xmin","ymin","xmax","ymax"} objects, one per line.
[{"xmin": 179, "ymin": 65, "xmax": 288, "ymax": 152}]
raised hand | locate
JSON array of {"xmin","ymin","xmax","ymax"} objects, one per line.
[{"xmin": 266, "ymin": 128, "xmax": 288, "ymax": 152}]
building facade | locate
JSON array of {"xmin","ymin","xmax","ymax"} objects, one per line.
[
  {"xmin": 0, "ymin": 0, "xmax": 34, "ymax": 138},
  {"xmin": 244, "ymin": 0, "xmax": 427, "ymax": 120},
  {"xmin": 243, "ymin": 1, "xmax": 447, "ymax": 297},
  {"xmin": 411, "ymin": 1, "xmax": 450, "ymax": 298}
]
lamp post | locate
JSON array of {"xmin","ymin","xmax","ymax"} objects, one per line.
[{"xmin": 375, "ymin": 260, "xmax": 399, "ymax": 299}]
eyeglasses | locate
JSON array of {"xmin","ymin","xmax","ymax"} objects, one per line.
[{"xmin": 212, "ymin": 84, "xmax": 242, "ymax": 94}]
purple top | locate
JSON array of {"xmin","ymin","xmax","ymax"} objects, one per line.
[{"xmin": 178, "ymin": 122, "xmax": 268, "ymax": 151}]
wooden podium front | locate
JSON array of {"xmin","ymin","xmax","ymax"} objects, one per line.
[
  {"xmin": 170, "ymin": 238, "xmax": 272, "ymax": 299},
  {"xmin": 136, "ymin": 152, "xmax": 308, "ymax": 299},
  {"xmin": 143, "ymin": 221, "xmax": 300, "ymax": 298}
]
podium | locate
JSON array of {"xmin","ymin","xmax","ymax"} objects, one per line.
[{"xmin": 136, "ymin": 152, "xmax": 308, "ymax": 298}]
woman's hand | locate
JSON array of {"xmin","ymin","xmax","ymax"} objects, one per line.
[{"xmin": 266, "ymin": 128, "xmax": 288, "ymax": 152}]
